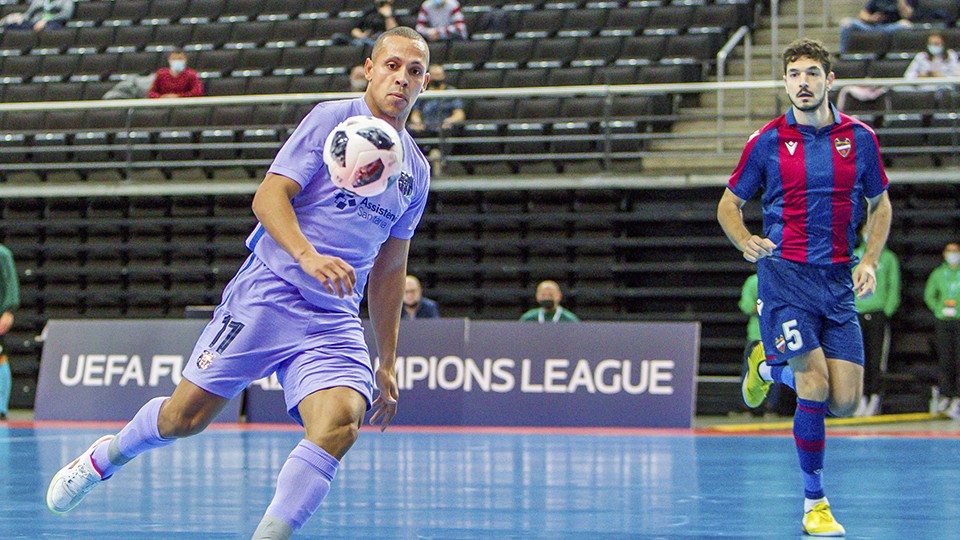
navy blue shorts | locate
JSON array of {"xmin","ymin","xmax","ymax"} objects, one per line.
[{"xmin": 756, "ymin": 257, "xmax": 864, "ymax": 366}]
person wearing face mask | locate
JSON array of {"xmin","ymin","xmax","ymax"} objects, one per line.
[
  {"xmin": 852, "ymin": 225, "xmax": 901, "ymax": 417},
  {"xmin": 415, "ymin": 0, "xmax": 468, "ymax": 42},
  {"xmin": 924, "ymin": 242, "xmax": 960, "ymax": 419},
  {"xmin": 400, "ymin": 275, "xmax": 440, "ymax": 319},
  {"xmin": 905, "ymin": 31, "xmax": 960, "ymax": 92},
  {"xmin": 147, "ymin": 49, "xmax": 204, "ymax": 99},
  {"xmin": 408, "ymin": 65, "xmax": 465, "ymax": 177},
  {"xmin": 520, "ymin": 281, "xmax": 580, "ymax": 323}
]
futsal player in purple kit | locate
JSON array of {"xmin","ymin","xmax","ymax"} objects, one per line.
[
  {"xmin": 717, "ymin": 38, "xmax": 892, "ymax": 537},
  {"xmin": 46, "ymin": 27, "xmax": 432, "ymax": 539}
]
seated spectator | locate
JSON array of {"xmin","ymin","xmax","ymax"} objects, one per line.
[
  {"xmin": 416, "ymin": 0, "xmax": 468, "ymax": 42},
  {"xmin": 0, "ymin": 0, "xmax": 74, "ymax": 31},
  {"xmin": 103, "ymin": 74, "xmax": 156, "ymax": 100},
  {"xmin": 905, "ymin": 31, "xmax": 960, "ymax": 91},
  {"xmin": 407, "ymin": 65, "xmax": 464, "ymax": 177},
  {"xmin": 401, "ymin": 275, "xmax": 440, "ymax": 319},
  {"xmin": 839, "ymin": 30, "xmax": 960, "ymax": 111},
  {"xmin": 148, "ymin": 50, "xmax": 204, "ymax": 99},
  {"xmin": 332, "ymin": 0, "xmax": 398, "ymax": 47},
  {"xmin": 350, "ymin": 64, "xmax": 368, "ymax": 92},
  {"xmin": 838, "ymin": 0, "xmax": 914, "ymax": 54},
  {"xmin": 519, "ymin": 281, "xmax": 580, "ymax": 323}
]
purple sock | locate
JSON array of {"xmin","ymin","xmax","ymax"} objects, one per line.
[
  {"xmin": 263, "ymin": 440, "xmax": 339, "ymax": 531},
  {"xmin": 794, "ymin": 398, "xmax": 828, "ymax": 500},
  {"xmin": 91, "ymin": 396, "xmax": 174, "ymax": 479},
  {"xmin": 769, "ymin": 364, "xmax": 796, "ymax": 390}
]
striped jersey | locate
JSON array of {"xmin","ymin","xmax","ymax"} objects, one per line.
[{"xmin": 727, "ymin": 105, "xmax": 888, "ymax": 266}]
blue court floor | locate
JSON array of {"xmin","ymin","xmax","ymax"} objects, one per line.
[{"xmin": 2, "ymin": 422, "xmax": 959, "ymax": 539}]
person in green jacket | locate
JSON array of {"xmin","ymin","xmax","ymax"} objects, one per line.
[
  {"xmin": 924, "ymin": 242, "xmax": 960, "ymax": 419},
  {"xmin": 853, "ymin": 233, "xmax": 901, "ymax": 417},
  {"xmin": 0, "ymin": 243, "xmax": 20, "ymax": 421},
  {"xmin": 520, "ymin": 280, "xmax": 580, "ymax": 323}
]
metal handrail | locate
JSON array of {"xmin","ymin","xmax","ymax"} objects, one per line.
[{"xmin": 716, "ymin": 25, "xmax": 753, "ymax": 152}]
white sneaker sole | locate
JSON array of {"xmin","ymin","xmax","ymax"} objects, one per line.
[{"xmin": 46, "ymin": 434, "xmax": 114, "ymax": 514}]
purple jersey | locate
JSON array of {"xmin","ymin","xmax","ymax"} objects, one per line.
[
  {"xmin": 246, "ymin": 97, "xmax": 430, "ymax": 315},
  {"xmin": 727, "ymin": 105, "xmax": 888, "ymax": 265}
]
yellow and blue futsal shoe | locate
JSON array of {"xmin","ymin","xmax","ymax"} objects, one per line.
[{"xmin": 741, "ymin": 341, "xmax": 771, "ymax": 408}]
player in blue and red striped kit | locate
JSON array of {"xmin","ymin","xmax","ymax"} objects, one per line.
[{"xmin": 718, "ymin": 38, "xmax": 893, "ymax": 537}]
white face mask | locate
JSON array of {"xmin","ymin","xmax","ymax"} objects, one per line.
[
  {"xmin": 946, "ymin": 252, "xmax": 960, "ymax": 266},
  {"xmin": 928, "ymin": 44, "xmax": 944, "ymax": 56},
  {"xmin": 169, "ymin": 60, "xmax": 186, "ymax": 73}
]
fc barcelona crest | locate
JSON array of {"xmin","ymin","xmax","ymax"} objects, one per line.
[{"xmin": 833, "ymin": 137, "xmax": 851, "ymax": 158}]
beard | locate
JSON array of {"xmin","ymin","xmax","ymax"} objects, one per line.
[{"xmin": 789, "ymin": 90, "xmax": 826, "ymax": 112}]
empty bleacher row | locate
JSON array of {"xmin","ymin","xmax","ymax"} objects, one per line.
[{"xmin": 0, "ymin": 182, "xmax": 954, "ymax": 411}]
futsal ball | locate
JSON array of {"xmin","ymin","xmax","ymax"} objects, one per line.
[{"xmin": 323, "ymin": 115, "xmax": 404, "ymax": 197}]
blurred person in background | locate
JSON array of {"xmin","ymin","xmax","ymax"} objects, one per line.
[{"xmin": 0, "ymin": 243, "xmax": 20, "ymax": 421}]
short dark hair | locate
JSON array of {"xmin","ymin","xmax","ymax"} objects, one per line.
[
  {"xmin": 782, "ymin": 38, "xmax": 831, "ymax": 75},
  {"xmin": 371, "ymin": 26, "xmax": 429, "ymax": 65}
]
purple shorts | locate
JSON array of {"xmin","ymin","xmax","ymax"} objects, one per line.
[{"xmin": 182, "ymin": 255, "xmax": 374, "ymax": 425}]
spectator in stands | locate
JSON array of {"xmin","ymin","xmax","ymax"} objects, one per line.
[
  {"xmin": 102, "ymin": 74, "xmax": 156, "ymax": 100},
  {"xmin": 905, "ymin": 31, "xmax": 960, "ymax": 91},
  {"xmin": 0, "ymin": 0, "xmax": 74, "ymax": 31},
  {"xmin": 350, "ymin": 64, "xmax": 368, "ymax": 92},
  {"xmin": 407, "ymin": 65, "xmax": 464, "ymax": 177},
  {"xmin": 401, "ymin": 275, "xmax": 440, "ymax": 319},
  {"xmin": 924, "ymin": 242, "xmax": 960, "ymax": 419},
  {"xmin": 333, "ymin": 0, "xmax": 398, "ymax": 47},
  {"xmin": 148, "ymin": 49, "xmax": 204, "ymax": 99},
  {"xmin": 853, "ymin": 226, "xmax": 901, "ymax": 417},
  {"xmin": 838, "ymin": 0, "xmax": 914, "ymax": 54},
  {"xmin": 416, "ymin": 0, "xmax": 468, "ymax": 42},
  {"xmin": 0, "ymin": 243, "xmax": 20, "ymax": 421},
  {"xmin": 520, "ymin": 280, "xmax": 580, "ymax": 323},
  {"xmin": 838, "ymin": 30, "xmax": 960, "ymax": 111}
]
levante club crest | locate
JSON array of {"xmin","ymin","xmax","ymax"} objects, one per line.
[{"xmin": 833, "ymin": 137, "xmax": 851, "ymax": 158}]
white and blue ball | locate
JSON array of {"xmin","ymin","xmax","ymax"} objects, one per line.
[{"xmin": 323, "ymin": 115, "xmax": 404, "ymax": 197}]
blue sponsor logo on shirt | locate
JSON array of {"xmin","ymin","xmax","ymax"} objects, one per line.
[{"xmin": 334, "ymin": 191, "xmax": 357, "ymax": 210}]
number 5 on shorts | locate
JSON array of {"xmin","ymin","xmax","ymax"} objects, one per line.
[{"xmin": 782, "ymin": 319, "xmax": 803, "ymax": 351}]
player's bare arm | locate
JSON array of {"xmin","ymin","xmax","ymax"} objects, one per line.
[
  {"xmin": 252, "ymin": 173, "xmax": 357, "ymax": 297},
  {"xmin": 717, "ymin": 188, "xmax": 777, "ymax": 262},
  {"xmin": 853, "ymin": 191, "xmax": 893, "ymax": 298},
  {"xmin": 366, "ymin": 235, "xmax": 408, "ymax": 431}
]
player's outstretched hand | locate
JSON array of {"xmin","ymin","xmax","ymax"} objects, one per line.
[
  {"xmin": 299, "ymin": 253, "xmax": 357, "ymax": 298},
  {"xmin": 853, "ymin": 262, "xmax": 877, "ymax": 299},
  {"xmin": 742, "ymin": 235, "xmax": 777, "ymax": 263},
  {"xmin": 370, "ymin": 366, "xmax": 399, "ymax": 432}
]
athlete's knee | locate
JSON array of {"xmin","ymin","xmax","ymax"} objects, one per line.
[
  {"xmin": 828, "ymin": 393, "xmax": 861, "ymax": 417},
  {"xmin": 307, "ymin": 419, "xmax": 360, "ymax": 460},
  {"xmin": 795, "ymin": 371, "xmax": 830, "ymax": 402}
]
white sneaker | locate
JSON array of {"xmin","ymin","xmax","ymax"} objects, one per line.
[
  {"xmin": 853, "ymin": 396, "xmax": 868, "ymax": 417},
  {"xmin": 864, "ymin": 394, "xmax": 881, "ymax": 417},
  {"xmin": 946, "ymin": 398, "xmax": 960, "ymax": 420},
  {"xmin": 46, "ymin": 435, "xmax": 113, "ymax": 514}
]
